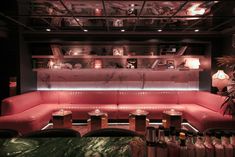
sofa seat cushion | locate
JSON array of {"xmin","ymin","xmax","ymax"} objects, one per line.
[
  {"xmin": 0, "ymin": 104, "xmax": 57, "ymax": 134},
  {"xmin": 58, "ymin": 104, "xmax": 118, "ymax": 119},
  {"xmin": 0, "ymin": 103, "xmax": 118, "ymax": 135},
  {"xmin": 118, "ymin": 104, "xmax": 184, "ymax": 119},
  {"xmin": 183, "ymin": 104, "xmax": 235, "ymax": 132}
]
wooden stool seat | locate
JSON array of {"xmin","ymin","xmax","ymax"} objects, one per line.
[
  {"xmin": 52, "ymin": 110, "xmax": 72, "ymax": 128},
  {"xmin": 129, "ymin": 109, "xmax": 149, "ymax": 133},
  {"xmin": 88, "ymin": 109, "xmax": 108, "ymax": 131},
  {"xmin": 162, "ymin": 109, "xmax": 182, "ymax": 129}
]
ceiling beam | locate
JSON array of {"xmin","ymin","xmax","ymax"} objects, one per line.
[
  {"xmin": 0, "ymin": 12, "xmax": 35, "ymax": 31},
  {"xmin": 50, "ymin": 0, "xmax": 235, "ymax": 1},
  {"xmin": 39, "ymin": 18, "xmax": 60, "ymax": 30},
  {"xmin": 101, "ymin": 0, "xmax": 109, "ymax": 31},
  {"xmin": 220, "ymin": 26, "xmax": 235, "ymax": 34},
  {"xmin": 23, "ymin": 30, "xmax": 220, "ymax": 36},
  {"xmin": 182, "ymin": 1, "xmax": 226, "ymax": 31},
  {"xmin": 208, "ymin": 18, "xmax": 235, "ymax": 31},
  {"xmin": 16, "ymin": 14, "xmax": 235, "ymax": 19},
  {"xmin": 133, "ymin": 0, "xmax": 146, "ymax": 31},
  {"xmin": 59, "ymin": 0, "xmax": 84, "ymax": 31}
]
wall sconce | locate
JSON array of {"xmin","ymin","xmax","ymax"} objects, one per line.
[
  {"xmin": 212, "ymin": 70, "xmax": 229, "ymax": 94},
  {"xmin": 184, "ymin": 58, "xmax": 200, "ymax": 69}
]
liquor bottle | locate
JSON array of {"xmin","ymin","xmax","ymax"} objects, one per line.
[
  {"xmin": 168, "ymin": 130, "xmax": 180, "ymax": 157},
  {"xmin": 179, "ymin": 132, "xmax": 188, "ymax": 157},
  {"xmin": 164, "ymin": 129, "xmax": 170, "ymax": 143},
  {"xmin": 203, "ymin": 131, "xmax": 215, "ymax": 157},
  {"xmin": 213, "ymin": 131, "xmax": 225, "ymax": 157},
  {"xmin": 186, "ymin": 131, "xmax": 196, "ymax": 157},
  {"xmin": 146, "ymin": 126, "xmax": 157, "ymax": 157},
  {"xmin": 231, "ymin": 132, "xmax": 235, "ymax": 157},
  {"xmin": 195, "ymin": 132, "xmax": 206, "ymax": 157},
  {"xmin": 222, "ymin": 131, "xmax": 233, "ymax": 157},
  {"xmin": 156, "ymin": 127, "xmax": 168, "ymax": 157}
]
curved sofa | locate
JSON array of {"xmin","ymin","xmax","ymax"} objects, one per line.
[{"xmin": 0, "ymin": 91, "xmax": 234, "ymax": 134}]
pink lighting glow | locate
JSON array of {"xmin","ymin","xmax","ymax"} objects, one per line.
[
  {"xmin": 212, "ymin": 70, "xmax": 229, "ymax": 93},
  {"xmin": 187, "ymin": 3, "xmax": 206, "ymax": 16},
  {"xmin": 47, "ymin": 60, "xmax": 54, "ymax": 69},
  {"xmin": 185, "ymin": 58, "xmax": 200, "ymax": 69},
  {"xmin": 94, "ymin": 59, "xmax": 102, "ymax": 69},
  {"xmin": 95, "ymin": 8, "xmax": 102, "ymax": 16}
]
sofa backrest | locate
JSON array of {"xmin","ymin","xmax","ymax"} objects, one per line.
[
  {"xmin": 40, "ymin": 91, "xmax": 118, "ymax": 104},
  {"xmin": 1, "ymin": 91, "xmax": 42, "ymax": 115},
  {"xmin": 40, "ymin": 91, "xmax": 60, "ymax": 103},
  {"xmin": 118, "ymin": 91, "xmax": 179, "ymax": 104},
  {"xmin": 177, "ymin": 91, "xmax": 198, "ymax": 104},
  {"xmin": 195, "ymin": 91, "xmax": 225, "ymax": 112},
  {"xmin": 1, "ymin": 90, "xmax": 226, "ymax": 116}
]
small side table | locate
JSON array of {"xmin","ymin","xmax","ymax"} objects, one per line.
[
  {"xmin": 88, "ymin": 109, "xmax": 108, "ymax": 131},
  {"xmin": 52, "ymin": 110, "xmax": 72, "ymax": 128},
  {"xmin": 162, "ymin": 109, "xmax": 182, "ymax": 130},
  {"xmin": 129, "ymin": 109, "xmax": 149, "ymax": 133}
]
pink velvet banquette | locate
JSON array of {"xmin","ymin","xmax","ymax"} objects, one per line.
[{"xmin": 0, "ymin": 90, "xmax": 234, "ymax": 134}]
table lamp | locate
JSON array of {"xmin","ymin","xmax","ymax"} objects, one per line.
[{"xmin": 212, "ymin": 70, "xmax": 229, "ymax": 94}]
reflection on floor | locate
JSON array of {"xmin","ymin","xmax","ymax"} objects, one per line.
[{"xmin": 42, "ymin": 122, "xmax": 198, "ymax": 136}]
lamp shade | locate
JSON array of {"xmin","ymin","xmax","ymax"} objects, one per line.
[
  {"xmin": 185, "ymin": 58, "xmax": 200, "ymax": 69},
  {"xmin": 212, "ymin": 70, "xmax": 229, "ymax": 92}
]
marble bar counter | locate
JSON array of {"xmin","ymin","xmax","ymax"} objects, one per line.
[
  {"xmin": 0, "ymin": 137, "xmax": 145, "ymax": 157},
  {"xmin": 36, "ymin": 69, "xmax": 200, "ymax": 90}
]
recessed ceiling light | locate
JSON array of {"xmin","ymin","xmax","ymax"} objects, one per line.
[
  {"xmin": 194, "ymin": 29, "xmax": 199, "ymax": 32},
  {"xmin": 84, "ymin": 29, "xmax": 88, "ymax": 32},
  {"xmin": 130, "ymin": 4, "xmax": 135, "ymax": 7},
  {"xmin": 46, "ymin": 28, "xmax": 51, "ymax": 32},
  {"xmin": 158, "ymin": 29, "xmax": 162, "ymax": 32},
  {"xmin": 121, "ymin": 29, "xmax": 125, "ymax": 32}
]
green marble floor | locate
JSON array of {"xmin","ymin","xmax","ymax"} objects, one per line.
[{"xmin": 0, "ymin": 137, "xmax": 145, "ymax": 157}]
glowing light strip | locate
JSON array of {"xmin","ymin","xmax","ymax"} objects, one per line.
[
  {"xmin": 42, "ymin": 122, "xmax": 199, "ymax": 132},
  {"xmin": 41, "ymin": 123, "xmax": 52, "ymax": 130},
  {"xmin": 38, "ymin": 87, "xmax": 199, "ymax": 91}
]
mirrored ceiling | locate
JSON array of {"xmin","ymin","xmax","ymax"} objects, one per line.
[{"xmin": 6, "ymin": 0, "xmax": 235, "ymax": 33}]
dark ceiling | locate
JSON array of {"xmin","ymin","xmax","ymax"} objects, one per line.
[{"xmin": 1, "ymin": 0, "xmax": 235, "ymax": 34}]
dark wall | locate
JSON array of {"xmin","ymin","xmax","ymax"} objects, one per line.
[
  {"xmin": 222, "ymin": 34, "xmax": 235, "ymax": 55},
  {"xmin": 18, "ymin": 0, "xmax": 37, "ymax": 93},
  {"xmin": 0, "ymin": 0, "xmax": 19, "ymax": 102}
]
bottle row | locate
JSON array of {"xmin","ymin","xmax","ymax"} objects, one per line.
[{"xmin": 146, "ymin": 125, "xmax": 235, "ymax": 157}]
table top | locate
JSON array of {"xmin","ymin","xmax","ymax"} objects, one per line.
[
  {"xmin": 0, "ymin": 137, "xmax": 145, "ymax": 157},
  {"xmin": 88, "ymin": 109, "xmax": 107, "ymax": 116},
  {"xmin": 130, "ymin": 109, "xmax": 149, "ymax": 116},
  {"xmin": 52, "ymin": 109, "xmax": 72, "ymax": 116},
  {"xmin": 163, "ymin": 109, "xmax": 182, "ymax": 116}
]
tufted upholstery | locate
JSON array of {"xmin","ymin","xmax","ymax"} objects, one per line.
[{"xmin": 0, "ymin": 90, "xmax": 234, "ymax": 134}]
